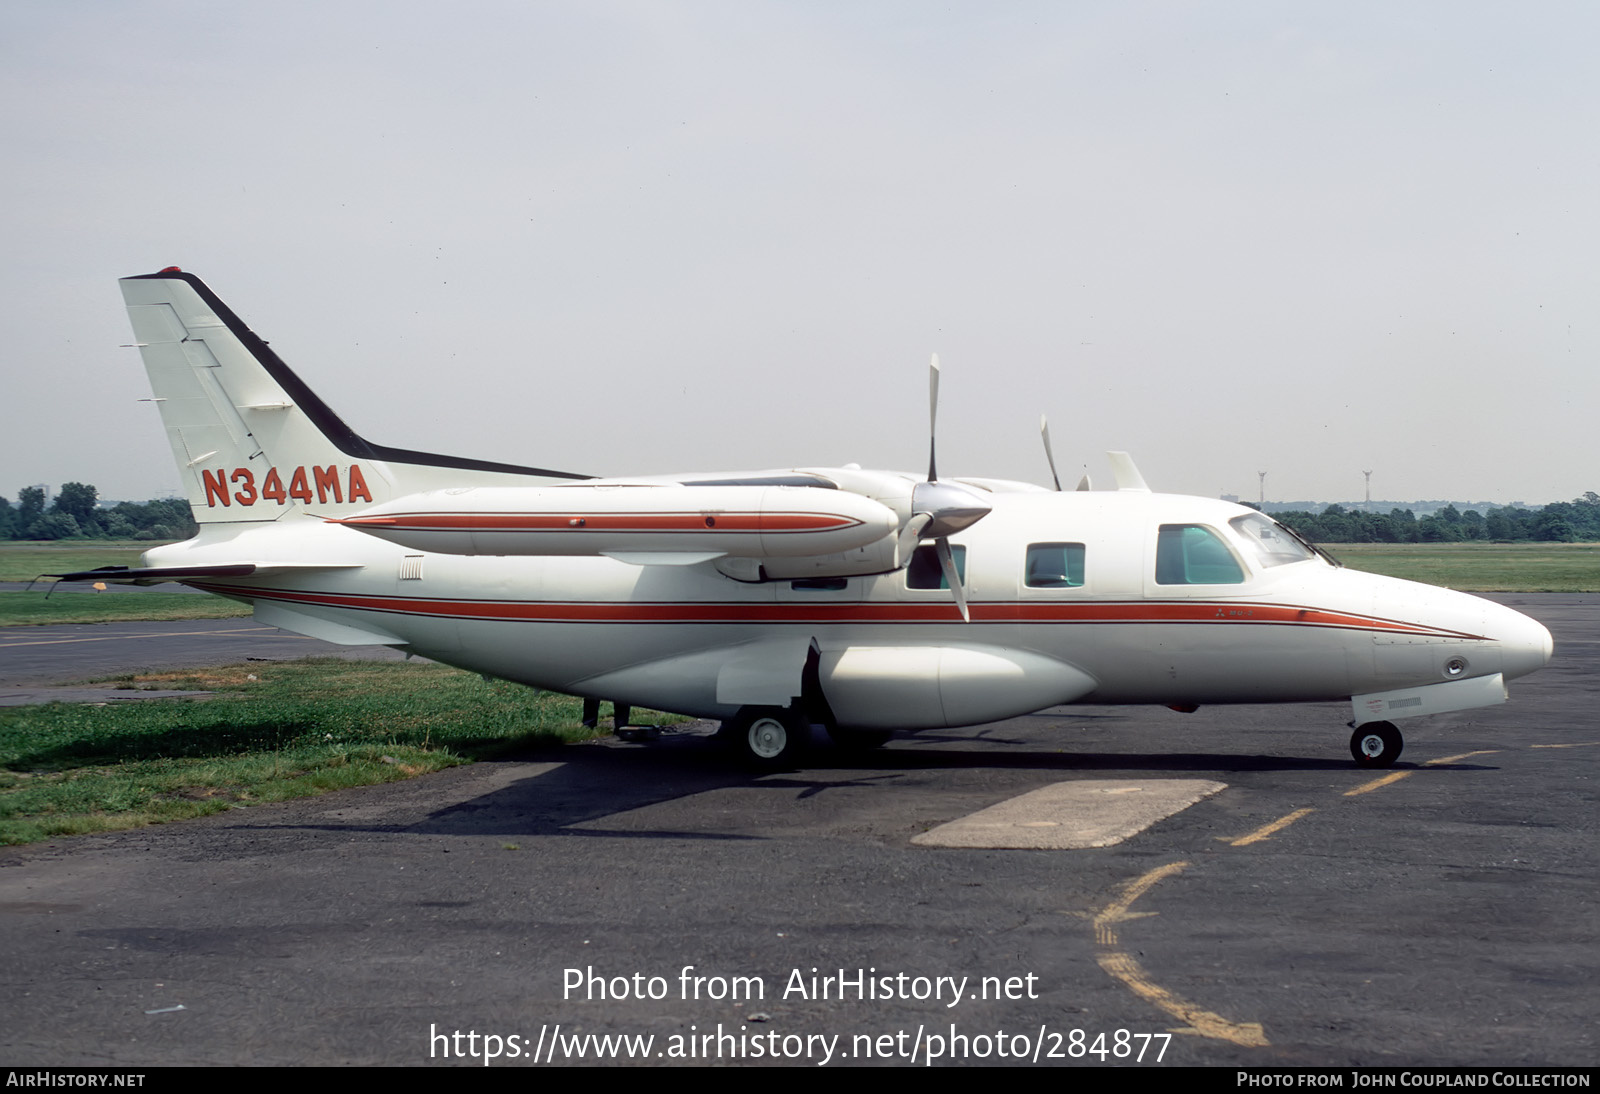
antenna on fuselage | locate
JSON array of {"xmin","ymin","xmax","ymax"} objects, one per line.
[{"xmin": 1106, "ymin": 452, "xmax": 1151, "ymax": 492}]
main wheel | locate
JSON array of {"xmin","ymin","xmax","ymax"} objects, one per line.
[
  {"xmin": 732, "ymin": 706, "xmax": 810, "ymax": 769},
  {"xmin": 1350, "ymin": 721, "xmax": 1403, "ymax": 768}
]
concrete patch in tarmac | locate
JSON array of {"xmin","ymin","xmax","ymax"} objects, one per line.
[{"xmin": 910, "ymin": 778, "xmax": 1227, "ymax": 848}]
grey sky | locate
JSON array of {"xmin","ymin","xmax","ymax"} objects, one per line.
[{"xmin": 4, "ymin": 1, "xmax": 1596, "ymax": 506}]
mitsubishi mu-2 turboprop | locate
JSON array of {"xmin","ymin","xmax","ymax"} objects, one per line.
[{"xmin": 53, "ymin": 268, "xmax": 1555, "ymax": 769}]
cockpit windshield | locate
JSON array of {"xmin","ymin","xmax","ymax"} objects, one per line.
[{"xmin": 1229, "ymin": 512, "xmax": 1317, "ymax": 568}]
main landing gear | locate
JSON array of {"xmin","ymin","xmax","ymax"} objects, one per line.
[
  {"xmin": 725, "ymin": 706, "xmax": 812, "ymax": 769},
  {"xmin": 723, "ymin": 706, "xmax": 895, "ymax": 768},
  {"xmin": 1350, "ymin": 721, "xmax": 1403, "ymax": 768}
]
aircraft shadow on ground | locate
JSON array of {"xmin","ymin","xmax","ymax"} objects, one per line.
[{"xmin": 243, "ymin": 725, "xmax": 1357, "ymax": 842}]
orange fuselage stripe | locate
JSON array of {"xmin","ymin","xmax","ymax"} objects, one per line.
[{"xmin": 190, "ymin": 582, "xmax": 1488, "ymax": 639}]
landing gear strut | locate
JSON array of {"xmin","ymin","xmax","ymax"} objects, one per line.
[{"xmin": 1350, "ymin": 721, "xmax": 1403, "ymax": 768}]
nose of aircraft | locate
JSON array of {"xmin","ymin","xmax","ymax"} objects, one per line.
[
  {"xmin": 1492, "ymin": 602, "xmax": 1555, "ymax": 681},
  {"xmin": 1335, "ymin": 571, "xmax": 1554, "ymax": 687}
]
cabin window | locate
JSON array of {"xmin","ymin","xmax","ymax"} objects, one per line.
[
  {"xmin": 906, "ymin": 544, "xmax": 967, "ymax": 589},
  {"xmin": 790, "ymin": 578, "xmax": 849, "ymax": 591},
  {"xmin": 1155, "ymin": 524, "xmax": 1245, "ymax": 585},
  {"xmin": 1228, "ymin": 512, "xmax": 1315, "ymax": 568},
  {"xmin": 1025, "ymin": 542, "xmax": 1086, "ymax": 587}
]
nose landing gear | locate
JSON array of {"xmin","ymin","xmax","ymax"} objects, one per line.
[{"xmin": 1350, "ymin": 721, "xmax": 1403, "ymax": 768}]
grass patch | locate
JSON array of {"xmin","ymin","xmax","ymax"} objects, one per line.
[
  {"xmin": 1327, "ymin": 542, "xmax": 1600, "ymax": 592},
  {"xmin": 0, "ymin": 658, "xmax": 681, "ymax": 845},
  {"xmin": 0, "ymin": 541, "xmax": 166, "ymax": 583},
  {"xmin": 0, "ymin": 590, "xmax": 252, "ymax": 627},
  {"xmin": 0, "ymin": 541, "xmax": 239, "ymax": 627}
]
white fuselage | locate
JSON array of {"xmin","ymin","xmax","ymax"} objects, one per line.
[
  {"xmin": 99, "ymin": 268, "xmax": 1554, "ymax": 761},
  {"xmin": 151, "ymin": 489, "xmax": 1554, "ymax": 730}
]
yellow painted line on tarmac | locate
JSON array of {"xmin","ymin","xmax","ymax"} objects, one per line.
[
  {"xmin": 1228, "ymin": 807, "xmax": 1315, "ymax": 847},
  {"xmin": 1089, "ymin": 741, "xmax": 1540, "ymax": 1046},
  {"xmin": 1344, "ymin": 771, "xmax": 1412, "ymax": 797},
  {"xmin": 1344, "ymin": 749, "xmax": 1504, "ymax": 797},
  {"xmin": 1345, "ymin": 749, "xmax": 1506, "ymax": 796},
  {"xmin": 1092, "ymin": 860, "xmax": 1186, "ymax": 945},
  {"xmin": 1091, "ymin": 861, "xmax": 1269, "ymax": 1048},
  {"xmin": 1423, "ymin": 750, "xmax": 1500, "ymax": 766},
  {"xmin": 1530, "ymin": 741, "xmax": 1600, "ymax": 748}
]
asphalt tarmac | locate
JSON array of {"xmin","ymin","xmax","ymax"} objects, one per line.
[
  {"xmin": 0, "ymin": 618, "xmax": 409, "ymax": 704},
  {"xmin": 0, "ymin": 595, "xmax": 1594, "ymax": 1067}
]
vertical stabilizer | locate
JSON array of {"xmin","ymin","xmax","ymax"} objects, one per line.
[{"xmin": 120, "ymin": 268, "xmax": 589, "ymax": 523}]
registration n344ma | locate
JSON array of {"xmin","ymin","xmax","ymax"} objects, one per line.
[{"xmin": 56, "ymin": 268, "xmax": 1554, "ymax": 768}]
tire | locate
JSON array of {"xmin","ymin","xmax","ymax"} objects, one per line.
[
  {"xmin": 1350, "ymin": 721, "xmax": 1403, "ymax": 768},
  {"xmin": 732, "ymin": 706, "xmax": 810, "ymax": 769}
]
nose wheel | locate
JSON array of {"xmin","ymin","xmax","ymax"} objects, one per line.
[{"xmin": 1350, "ymin": 721, "xmax": 1403, "ymax": 768}]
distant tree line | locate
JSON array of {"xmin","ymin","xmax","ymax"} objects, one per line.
[
  {"xmin": 0, "ymin": 484, "xmax": 198, "ymax": 541},
  {"xmin": 1270, "ymin": 493, "xmax": 1600, "ymax": 544}
]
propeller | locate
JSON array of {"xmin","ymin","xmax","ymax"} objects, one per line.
[
  {"xmin": 1042, "ymin": 414, "xmax": 1094, "ymax": 490},
  {"xmin": 1040, "ymin": 415, "xmax": 1063, "ymax": 491},
  {"xmin": 907, "ymin": 354, "xmax": 990, "ymax": 621}
]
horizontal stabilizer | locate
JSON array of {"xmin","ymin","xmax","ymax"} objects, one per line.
[{"xmin": 47, "ymin": 562, "xmax": 362, "ymax": 586}]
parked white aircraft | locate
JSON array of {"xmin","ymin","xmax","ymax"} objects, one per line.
[{"xmin": 55, "ymin": 268, "xmax": 1554, "ymax": 769}]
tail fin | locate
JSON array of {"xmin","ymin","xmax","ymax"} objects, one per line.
[{"xmin": 120, "ymin": 268, "xmax": 590, "ymax": 524}]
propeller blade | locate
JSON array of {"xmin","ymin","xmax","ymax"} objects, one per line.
[
  {"xmin": 1040, "ymin": 415, "xmax": 1063, "ymax": 492},
  {"xmin": 935, "ymin": 536, "xmax": 970, "ymax": 623},
  {"xmin": 895, "ymin": 512, "xmax": 933, "ymax": 569},
  {"xmin": 897, "ymin": 352, "xmax": 984, "ymax": 615}
]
